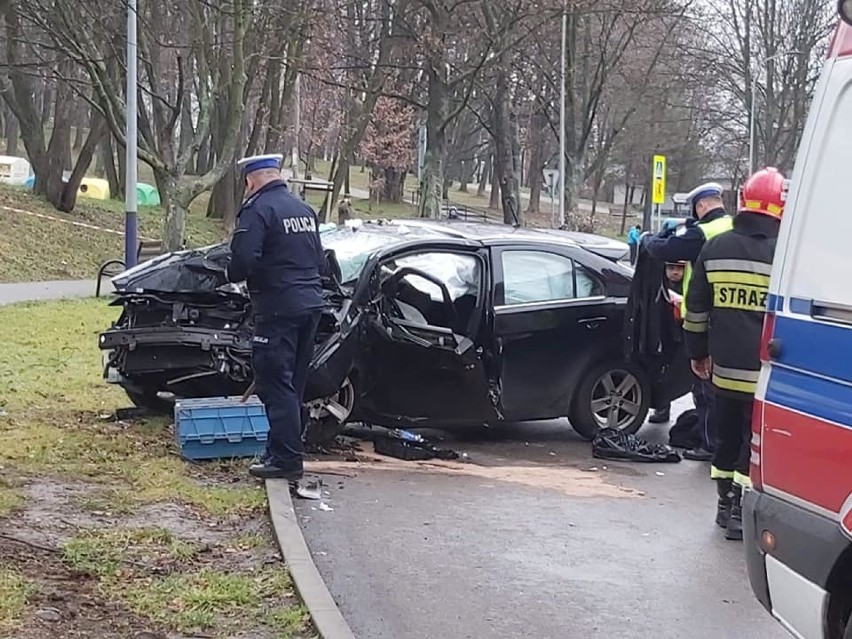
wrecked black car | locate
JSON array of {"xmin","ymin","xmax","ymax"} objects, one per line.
[{"xmin": 98, "ymin": 220, "xmax": 690, "ymax": 443}]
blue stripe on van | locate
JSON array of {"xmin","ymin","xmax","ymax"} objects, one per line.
[
  {"xmin": 788, "ymin": 297, "xmax": 812, "ymax": 315},
  {"xmin": 772, "ymin": 315, "xmax": 852, "ymax": 383},
  {"xmin": 767, "ymin": 293, "xmax": 784, "ymax": 312},
  {"xmin": 765, "ymin": 366, "xmax": 852, "ymax": 429}
]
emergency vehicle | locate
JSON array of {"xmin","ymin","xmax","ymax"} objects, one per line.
[{"xmin": 744, "ymin": 10, "xmax": 852, "ymax": 639}]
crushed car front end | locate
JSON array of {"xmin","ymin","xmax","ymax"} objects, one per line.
[{"xmin": 98, "ymin": 242, "xmax": 356, "ymax": 430}]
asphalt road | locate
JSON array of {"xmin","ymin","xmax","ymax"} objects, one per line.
[
  {"xmin": 296, "ymin": 399, "xmax": 788, "ymax": 639},
  {"xmin": 0, "ymin": 280, "xmax": 98, "ymax": 306}
]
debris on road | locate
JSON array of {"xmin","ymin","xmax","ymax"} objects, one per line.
[
  {"xmin": 317, "ymin": 502, "xmax": 334, "ymax": 512},
  {"xmin": 292, "ymin": 477, "xmax": 324, "ymax": 500},
  {"xmin": 591, "ymin": 428, "xmax": 681, "ymax": 463},
  {"xmin": 373, "ymin": 427, "xmax": 461, "ymax": 462}
]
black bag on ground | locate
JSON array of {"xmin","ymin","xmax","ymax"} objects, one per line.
[
  {"xmin": 668, "ymin": 409, "xmax": 702, "ymax": 450},
  {"xmin": 592, "ymin": 428, "xmax": 681, "ymax": 463}
]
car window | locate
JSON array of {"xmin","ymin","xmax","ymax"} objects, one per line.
[
  {"xmin": 320, "ymin": 229, "xmax": 405, "ymax": 283},
  {"xmin": 392, "ymin": 253, "xmax": 480, "ymax": 302},
  {"xmin": 501, "ymin": 250, "xmax": 601, "ymax": 305}
]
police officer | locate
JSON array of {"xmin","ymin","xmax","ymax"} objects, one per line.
[
  {"xmin": 683, "ymin": 167, "xmax": 785, "ymax": 540},
  {"xmin": 642, "ymin": 183, "xmax": 733, "ymax": 460},
  {"xmin": 226, "ymin": 154, "xmax": 326, "ymax": 481}
]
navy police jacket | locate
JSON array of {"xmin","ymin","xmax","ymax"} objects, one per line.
[{"xmin": 226, "ymin": 180, "xmax": 325, "ymax": 317}]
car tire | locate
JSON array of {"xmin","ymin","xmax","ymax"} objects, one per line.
[
  {"xmin": 124, "ymin": 386, "xmax": 173, "ymax": 414},
  {"xmin": 304, "ymin": 377, "xmax": 357, "ymax": 447},
  {"xmin": 569, "ymin": 359, "xmax": 651, "ymax": 441}
]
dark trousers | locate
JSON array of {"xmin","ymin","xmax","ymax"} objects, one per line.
[
  {"xmin": 711, "ymin": 393, "xmax": 753, "ymax": 485},
  {"xmin": 629, "ymin": 243, "xmax": 638, "ymax": 265},
  {"xmin": 252, "ymin": 311, "xmax": 321, "ymax": 471},
  {"xmin": 693, "ymin": 375, "xmax": 716, "ymax": 452}
]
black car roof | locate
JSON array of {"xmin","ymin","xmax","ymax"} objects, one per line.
[{"xmin": 337, "ymin": 219, "xmax": 627, "ymax": 251}]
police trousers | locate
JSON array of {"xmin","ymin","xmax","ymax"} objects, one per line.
[
  {"xmin": 692, "ymin": 374, "xmax": 716, "ymax": 452},
  {"xmin": 252, "ymin": 311, "xmax": 321, "ymax": 472},
  {"xmin": 710, "ymin": 393, "xmax": 753, "ymax": 487}
]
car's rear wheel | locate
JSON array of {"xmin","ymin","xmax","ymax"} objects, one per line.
[
  {"xmin": 569, "ymin": 359, "xmax": 651, "ymax": 440},
  {"xmin": 304, "ymin": 377, "xmax": 356, "ymax": 446}
]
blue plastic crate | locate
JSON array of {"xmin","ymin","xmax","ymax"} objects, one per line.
[{"xmin": 174, "ymin": 395, "xmax": 269, "ymax": 461}]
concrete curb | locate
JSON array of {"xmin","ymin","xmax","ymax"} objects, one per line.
[{"xmin": 266, "ymin": 479, "xmax": 356, "ymax": 639}]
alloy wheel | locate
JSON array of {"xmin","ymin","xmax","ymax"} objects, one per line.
[{"xmin": 589, "ymin": 369, "xmax": 643, "ymax": 431}]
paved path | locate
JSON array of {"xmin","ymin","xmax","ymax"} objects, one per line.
[
  {"xmin": 297, "ymin": 399, "xmax": 787, "ymax": 639},
  {"xmin": 0, "ymin": 280, "xmax": 98, "ymax": 306}
]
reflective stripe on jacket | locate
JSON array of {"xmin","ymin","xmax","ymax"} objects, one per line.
[
  {"xmin": 682, "ymin": 212, "xmax": 780, "ymax": 398},
  {"xmin": 681, "ymin": 215, "xmax": 734, "ymax": 315}
]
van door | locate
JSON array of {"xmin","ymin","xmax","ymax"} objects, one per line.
[{"xmin": 757, "ymin": 47, "xmax": 852, "ymax": 519}]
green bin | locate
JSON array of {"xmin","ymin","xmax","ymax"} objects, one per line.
[{"xmin": 137, "ymin": 183, "xmax": 161, "ymax": 206}]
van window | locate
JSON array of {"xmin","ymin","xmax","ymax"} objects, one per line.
[{"xmin": 784, "ymin": 71, "xmax": 852, "ymax": 308}]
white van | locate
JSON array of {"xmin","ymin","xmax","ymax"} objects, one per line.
[{"xmin": 744, "ymin": 11, "xmax": 852, "ymax": 639}]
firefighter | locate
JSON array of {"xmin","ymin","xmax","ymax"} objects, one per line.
[
  {"xmin": 642, "ymin": 183, "xmax": 734, "ymax": 459},
  {"xmin": 682, "ymin": 167, "xmax": 786, "ymax": 540}
]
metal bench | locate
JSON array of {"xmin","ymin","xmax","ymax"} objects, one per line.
[{"xmin": 96, "ymin": 240, "xmax": 163, "ymax": 297}]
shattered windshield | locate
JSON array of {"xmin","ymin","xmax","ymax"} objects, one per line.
[{"xmin": 320, "ymin": 228, "xmax": 408, "ymax": 283}]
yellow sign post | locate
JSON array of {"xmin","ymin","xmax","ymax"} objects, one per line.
[{"xmin": 652, "ymin": 154, "xmax": 666, "ymax": 205}]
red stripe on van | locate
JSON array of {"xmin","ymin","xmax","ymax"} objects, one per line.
[
  {"xmin": 762, "ymin": 402, "xmax": 848, "ymax": 516},
  {"xmin": 828, "ymin": 21, "xmax": 852, "ymax": 59}
]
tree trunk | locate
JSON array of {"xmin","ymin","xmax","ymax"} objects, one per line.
[
  {"xmin": 525, "ymin": 113, "xmax": 546, "ymax": 216},
  {"xmin": 59, "ymin": 114, "xmax": 107, "ymax": 212},
  {"xmin": 207, "ymin": 162, "xmax": 239, "ymax": 231},
  {"xmin": 154, "ymin": 171, "xmax": 186, "ymax": 250},
  {"xmin": 489, "ymin": 157, "xmax": 500, "ymax": 209},
  {"xmin": 493, "ymin": 68, "xmax": 521, "ymax": 225},
  {"xmin": 42, "ymin": 74, "xmax": 74, "ymax": 208},
  {"xmin": 477, "ymin": 152, "xmax": 491, "ymax": 197},
  {"xmin": 381, "ymin": 168, "xmax": 404, "ymax": 202},
  {"xmin": 619, "ymin": 182, "xmax": 632, "ymax": 235},
  {"xmin": 457, "ymin": 160, "xmax": 476, "ymax": 193},
  {"xmin": 5, "ymin": 112, "xmax": 18, "ymax": 156},
  {"xmin": 418, "ymin": 69, "xmax": 446, "ymax": 219}
]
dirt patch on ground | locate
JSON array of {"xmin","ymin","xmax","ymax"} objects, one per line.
[
  {"xmin": 306, "ymin": 443, "xmax": 641, "ymax": 498},
  {"xmin": 0, "ymin": 477, "xmax": 307, "ymax": 639},
  {"xmin": 0, "ymin": 478, "xmax": 312, "ymax": 639}
]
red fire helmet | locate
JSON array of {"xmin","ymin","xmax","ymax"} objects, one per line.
[{"xmin": 739, "ymin": 167, "xmax": 787, "ymax": 219}]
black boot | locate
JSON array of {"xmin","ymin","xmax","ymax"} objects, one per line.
[
  {"xmin": 725, "ymin": 484, "xmax": 743, "ymax": 541},
  {"xmin": 715, "ymin": 479, "xmax": 733, "ymax": 529}
]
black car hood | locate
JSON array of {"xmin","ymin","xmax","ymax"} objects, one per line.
[{"xmin": 112, "ymin": 243, "xmax": 234, "ymax": 295}]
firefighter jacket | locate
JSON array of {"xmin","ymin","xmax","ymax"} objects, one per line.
[
  {"xmin": 642, "ymin": 207, "xmax": 733, "ymax": 314},
  {"xmin": 683, "ymin": 212, "xmax": 780, "ymax": 398}
]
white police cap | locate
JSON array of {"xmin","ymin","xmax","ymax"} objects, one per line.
[
  {"xmin": 684, "ymin": 182, "xmax": 724, "ymax": 205},
  {"xmin": 237, "ymin": 153, "xmax": 284, "ymax": 175}
]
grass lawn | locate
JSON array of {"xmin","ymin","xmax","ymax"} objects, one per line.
[
  {"xmin": 0, "ymin": 186, "xmax": 227, "ymax": 283},
  {"xmin": 0, "ymin": 298, "xmax": 315, "ymax": 638}
]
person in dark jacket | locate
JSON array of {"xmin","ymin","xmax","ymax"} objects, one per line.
[
  {"xmin": 647, "ymin": 260, "xmax": 685, "ymax": 424},
  {"xmin": 226, "ymin": 153, "xmax": 327, "ymax": 481},
  {"xmin": 642, "ymin": 182, "xmax": 733, "ymax": 461},
  {"xmin": 683, "ymin": 167, "xmax": 785, "ymax": 540}
]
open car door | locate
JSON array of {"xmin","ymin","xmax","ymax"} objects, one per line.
[{"xmin": 357, "ymin": 247, "xmax": 500, "ymax": 427}]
